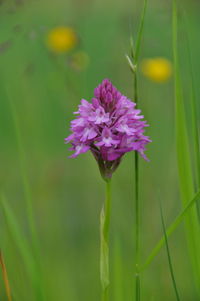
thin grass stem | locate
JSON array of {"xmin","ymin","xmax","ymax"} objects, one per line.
[
  {"xmin": 140, "ymin": 189, "xmax": 200, "ymax": 272},
  {"xmin": 129, "ymin": 1, "xmax": 148, "ymax": 299},
  {"xmin": 159, "ymin": 199, "xmax": 181, "ymax": 301},
  {"xmin": 134, "ymin": 151, "xmax": 140, "ymax": 301}
]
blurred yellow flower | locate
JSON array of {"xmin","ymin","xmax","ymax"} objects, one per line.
[
  {"xmin": 140, "ymin": 57, "xmax": 172, "ymax": 82},
  {"xmin": 69, "ymin": 51, "xmax": 90, "ymax": 71},
  {"xmin": 46, "ymin": 26, "xmax": 77, "ymax": 53}
]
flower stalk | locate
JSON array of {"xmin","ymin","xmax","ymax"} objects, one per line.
[
  {"xmin": 100, "ymin": 179, "xmax": 112, "ymax": 301},
  {"xmin": 128, "ymin": 37, "xmax": 141, "ymax": 301}
]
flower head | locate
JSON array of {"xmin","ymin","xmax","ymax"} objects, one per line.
[
  {"xmin": 46, "ymin": 26, "xmax": 77, "ymax": 53},
  {"xmin": 65, "ymin": 79, "xmax": 151, "ymax": 180},
  {"xmin": 141, "ymin": 57, "xmax": 172, "ymax": 82}
]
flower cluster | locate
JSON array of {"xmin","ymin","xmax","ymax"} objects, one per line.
[{"xmin": 65, "ymin": 79, "xmax": 151, "ymax": 180}]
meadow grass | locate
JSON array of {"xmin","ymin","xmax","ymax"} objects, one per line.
[
  {"xmin": 172, "ymin": 0, "xmax": 200, "ymax": 297},
  {"xmin": 1, "ymin": 0, "xmax": 200, "ymax": 300},
  {"xmin": 0, "ymin": 194, "xmax": 40, "ymax": 300},
  {"xmin": 5, "ymin": 87, "xmax": 45, "ymax": 300}
]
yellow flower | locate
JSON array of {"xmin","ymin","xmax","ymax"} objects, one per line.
[
  {"xmin": 69, "ymin": 51, "xmax": 90, "ymax": 71},
  {"xmin": 140, "ymin": 57, "xmax": 172, "ymax": 82},
  {"xmin": 46, "ymin": 26, "xmax": 77, "ymax": 53}
]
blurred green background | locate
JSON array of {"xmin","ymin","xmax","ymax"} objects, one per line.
[{"xmin": 1, "ymin": 0, "xmax": 200, "ymax": 300}]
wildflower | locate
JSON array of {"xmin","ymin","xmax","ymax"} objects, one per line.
[
  {"xmin": 65, "ymin": 79, "xmax": 151, "ymax": 180},
  {"xmin": 141, "ymin": 57, "xmax": 172, "ymax": 82},
  {"xmin": 46, "ymin": 26, "xmax": 77, "ymax": 53}
]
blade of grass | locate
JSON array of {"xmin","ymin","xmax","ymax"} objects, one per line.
[
  {"xmin": 5, "ymin": 85, "xmax": 44, "ymax": 300},
  {"xmin": 0, "ymin": 250, "xmax": 12, "ymax": 301},
  {"xmin": 159, "ymin": 199, "xmax": 181, "ymax": 301},
  {"xmin": 172, "ymin": 0, "xmax": 200, "ymax": 294},
  {"xmin": 134, "ymin": 0, "xmax": 148, "ymax": 64},
  {"xmin": 182, "ymin": 10, "xmax": 200, "ymax": 209},
  {"xmin": 0, "ymin": 194, "xmax": 42, "ymax": 300},
  {"xmin": 1, "ymin": 194, "xmax": 34, "ymax": 270},
  {"xmin": 6, "ymin": 87, "xmax": 38, "ymax": 255},
  {"xmin": 140, "ymin": 189, "xmax": 200, "ymax": 271}
]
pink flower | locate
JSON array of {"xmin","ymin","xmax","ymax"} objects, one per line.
[
  {"xmin": 96, "ymin": 127, "xmax": 120, "ymax": 147},
  {"xmin": 65, "ymin": 79, "xmax": 151, "ymax": 180}
]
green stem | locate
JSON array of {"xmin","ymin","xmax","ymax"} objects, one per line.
[
  {"xmin": 100, "ymin": 180, "xmax": 112, "ymax": 301},
  {"xmin": 104, "ymin": 180, "xmax": 112, "ymax": 241},
  {"xmin": 135, "ymin": 152, "xmax": 140, "ymax": 301},
  {"xmin": 127, "ymin": 2, "xmax": 147, "ymax": 298},
  {"xmin": 134, "ymin": 71, "xmax": 138, "ymax": 103},
  {"xmin": 135, "ymin": 156, "xmax": 139, "ymax": 256},
  {"xmin": 134, "ymin": 66, "xmax": 139, "ymax": 261},
  {"xmin": 133, "ymin": 34, "xmax": 140, "ymax": 301}
]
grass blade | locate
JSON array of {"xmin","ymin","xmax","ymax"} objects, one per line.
[
  {"xmin": 6, "ymin": 89, "xmax": 38, "ymax": 253},
  {"xmin": 135, "ymin": 0, "xmax": 148, "ymax": 63},
  {"xmin": 159, "ymin": 199, "xmax": 181, "ymax": 301},
  {"xmin": 162, "ymin": 1, "xmax": 200, "ymax": 295},
  {"xmin": 5, "ymin": 86, "xmax": 44, "ymax": 300},
  {"xmin": 140, "ymin": 189, "xmax": 200, "ymax": 271},
  {"xmin": 183, "ymin": 10, "xmax": 200, "ymax": 202},
  {"xmin": 1, "ymin": 194, "xmax": 33, "ymax": 269},
  {"xmin": 0, "ymin": 251, "xmax": 12, "ymax": 301},
  {"xmin": 173, "ymin": 0, "xmax": 194, "ymax": 204},
  {"xmin": 0, "ymin": 194, "xmax": 42, "ymax": 300}
]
